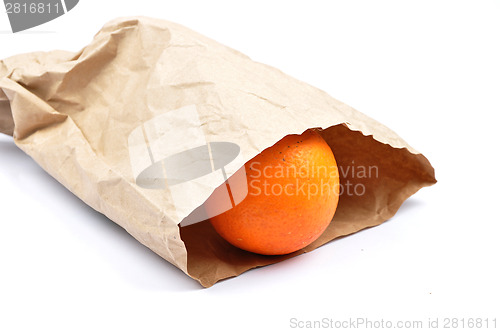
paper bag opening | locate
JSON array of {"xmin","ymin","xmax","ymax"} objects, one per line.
[{"xmin": 179, "ymin": 124, "xmax": 436, "ymax": 287}]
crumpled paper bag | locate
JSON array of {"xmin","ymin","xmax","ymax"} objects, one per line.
[{"xmin": 0, "ymin": 17, "xmax": 436, "ymax": 287}]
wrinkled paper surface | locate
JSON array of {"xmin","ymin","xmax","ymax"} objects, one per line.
[{"xmin": 0, "ymin": 17, "xmax": 436, "ymax": 287}]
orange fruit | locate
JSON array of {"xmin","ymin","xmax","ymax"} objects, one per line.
[{"xmin": 205, "ymin": 129, "xmax": 339, "ymax": 255}]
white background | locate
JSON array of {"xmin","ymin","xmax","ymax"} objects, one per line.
[{"xmin": 1, "ymin": 1, "xmax": 499, "ymax": 331}]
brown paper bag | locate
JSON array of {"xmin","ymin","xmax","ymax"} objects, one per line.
[{"xmin": 0, "ymin": 17, "xmax": 436, "ymax": 287}]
